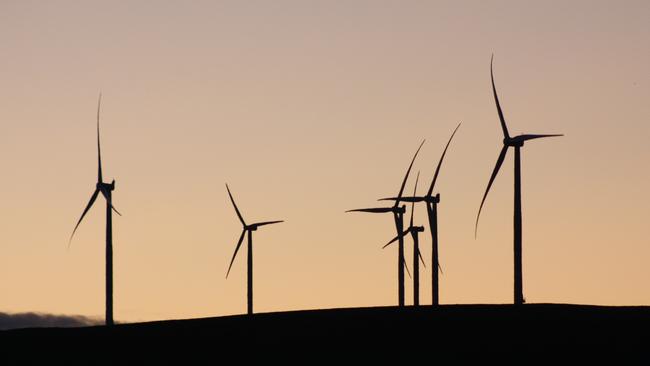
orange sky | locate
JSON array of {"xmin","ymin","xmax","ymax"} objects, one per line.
[{"xmin": 1, "ymin": 1, "xmax": 649, "ymax": 322}]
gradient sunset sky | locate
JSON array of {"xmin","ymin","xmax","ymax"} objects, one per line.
[{"xmin": 1, "ymin": 1, "xmax": 648, "ymax": 322}]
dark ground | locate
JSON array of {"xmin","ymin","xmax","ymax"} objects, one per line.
[{"xmin": 1, "ymin": 304, "xmax": 648, "ymax": 362}]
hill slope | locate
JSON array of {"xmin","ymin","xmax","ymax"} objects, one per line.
[{"xmin": 2, "ymin": 304, "xmax": 648, "ymax": 361}]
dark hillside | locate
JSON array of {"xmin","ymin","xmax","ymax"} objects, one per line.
[{"xmin": 2, "ymin": 304, "xmax": 648, "ymax": 362}]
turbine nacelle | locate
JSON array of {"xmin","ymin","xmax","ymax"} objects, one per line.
[
  {"xmin": 504, "ymin": 137, "xmax": 524, "ymax": 147},
  {"xmin": 412, "ymin": 225, "xmax": 425, "ymax": 233},
  {"xmin": 425, "ymin": 193, "xmax": 441, "ymax": 204},
  {"xmin": 97, "ymin": 180, "xmax": 116, "ymax": 191}
]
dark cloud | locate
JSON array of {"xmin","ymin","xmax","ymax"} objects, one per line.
[{"xmin": 0, "ymin": 312, "xmax": 100, "ymax": 330}]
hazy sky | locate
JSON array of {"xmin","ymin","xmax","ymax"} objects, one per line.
[{"xmin": 1, "ymin": 1, "xmax": 648, "ymax": 322}]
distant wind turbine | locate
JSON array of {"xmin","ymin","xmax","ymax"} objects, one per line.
[
  {"xmin": 380, "ymin": 123, "xmax": 460, "ymax": 305},
  {"xmin": 69, "ymin": 94, "xmax": 122, "ymax": 326},
  {"xmin": 475, "ymin": 56, "xmax": 563, "ymax": 305},
  {"xmin": 225, "ymin": 184, "xmax": 284, "ymax": 315},
  {"xmin": 347, "ymin": 140, "xmax": 425, "ymax": 307},
  {"xmin": 383, "ymin": 171, "xmax": 426, "ymax": 306}
]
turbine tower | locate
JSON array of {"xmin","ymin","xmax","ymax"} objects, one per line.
[
  {"xmin": 380, "ymin": 123, "xmax": 460, "ymax": 305},
  {"xmin": 69, "ymin": 94, "xmax": 122, "ymax": 326},
  {"xmin": 226, "ymin": 184, "xmax": 284, "ymax": 315},
  {"xmin": 347, "ymin": 140, "xmax": 424, "ymax": 307},
  {"xmin": 383, "ymin": 172, "xmax": 426, "ymax": 306},
  {"xmin": 475, "ymin": 56, "xmax": 563, "ymax": 305}
]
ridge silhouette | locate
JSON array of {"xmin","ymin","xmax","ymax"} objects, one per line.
[{"xmin": 4, "ymin": 305, "xmax": 648, "ymax": 362}]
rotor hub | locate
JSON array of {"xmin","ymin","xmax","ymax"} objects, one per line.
[
  {"xmin": 97, "ymin": 180, "xmax": 115, "ymax": 191},
  {"xmin": 505, "ymin": 138, "xmax": 523, "ymax": 147}
]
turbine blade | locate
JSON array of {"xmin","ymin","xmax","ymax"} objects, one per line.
[
  {"xmin": 491, "ymin": 55, "xmax": 510, "ymax": 140},
  {"xmin": 475, "ymin": 145, "xmax": 509, "ymax": 237},
  {"xmin": 346, "ymin": 207, "xmax": 393, "ymax": 213},
  {"xmin": 418, "ymin": 248, "xmax": 426, "ymax": 268},
  {"xmin": 378, "ymin": 196, "xmax": 423, "ymax": 203},
  {"xmin": 254, "ymin": 220, "xmax": 284, "ymax": 227},
  {"xmin": 69, "ymin": 189, "xmax": 100, "ymax": 247},
  {"xmin": 382, "ymin": 228, "xmax": 411, "ymax": 249},
  {"xmin": 518, "ymin": 134, "xmax": 564, "ymax": 142},
  {"xmin": 395, "ymin": 140, "xmax": 425, "ymax": 207},
  {"xmin": 111, "ymin": 204, "xmax": 122, "ymax": 216},
  {"xmin": 225, "ymin": 184, "xmax": 246, "ymax": 226},
  {"xmin": 403, "ymin": 257, "xmax": 411, "ymax": 279},
  {"xmin": 427, "ymin": 123, "xmax": 461, "ymax": 197},
  {"xmin": 97, "ymin": 93, "xmax": 103, "ymax": 183},
  {"xmin": 99, "ymin": 187, "xmax": 122, "ymax": 216},
  {"xmin": 410, "ymin": 171, "xmax": 419, "ymax": 227},
  {"xmin": 226, "ymin": 230, "xmax": 246, "ymax": 278}
]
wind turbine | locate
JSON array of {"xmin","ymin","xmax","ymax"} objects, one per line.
[
  {"xmin": 383, "ymin": 171, "xmax": 426, "ymax": 306},
  {"xmin": 475, "ymin": 56, "xmax": 563, "ymax": 305},
  {"xmin": 380, "ymin": 123, "xmax": 460, "ymax": 305},
  {"xmin": 347, "ymin": 140, "xmax": 424, "ymax": 307},
  {"xmin": 225, "ymin": 184, "xmax": 284, "ymax": 315},
  {"xmin": 69, "ymin": 93, "xmax": 122, "ymax": 326}
]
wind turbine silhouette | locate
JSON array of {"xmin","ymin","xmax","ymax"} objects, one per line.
[
  {"xmin": 383, "ymin": 171, "xmax": 426, "ymax": 306},
  {"xmin": 225, "ymin": 184, "xmax": 284, "ymax": 315},
  {"xmin": 475, "ymin": 56, "xmax": 563, "ymax": 305},
  {"xmin": 347, "ymin": 140, "xmax": 424, "ymax": 307},
  {"xmin": 69, "ymin": 93, "xmax": 122, "ymax": 326},
  {"xmin": 380, "ymin": 123, "xmax": 460, "ymax": 305}
]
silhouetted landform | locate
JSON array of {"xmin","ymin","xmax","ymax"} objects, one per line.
[
  {"xmin": 0, "ymin": 312, "xmax": 99, "ymax": 330},
  {"xmin": 2, "ymin": 304, "xmax": 648, "ymax": 362}
]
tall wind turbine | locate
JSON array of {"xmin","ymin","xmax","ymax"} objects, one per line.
[
  {"xmin": 380, "ymin": 124, "xmax": 460, "ymax": 305},
  {"xmin": 475, "ymin": 56, "xmax": 563, "ymax": 305},
  {"xmin": 225, "ymin": 184, "xmax": 283, "ymax": 315},
  {"xmin": 69, "ymin": 94, "xmax": 122, "ymax": 326},
  {"xmin": 383, "ymin": 171, "xmax": 426, "ymax": 306},
  {"xmin": 347, "ymin": 140, "xmax": 424, "ymax": 307}
]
